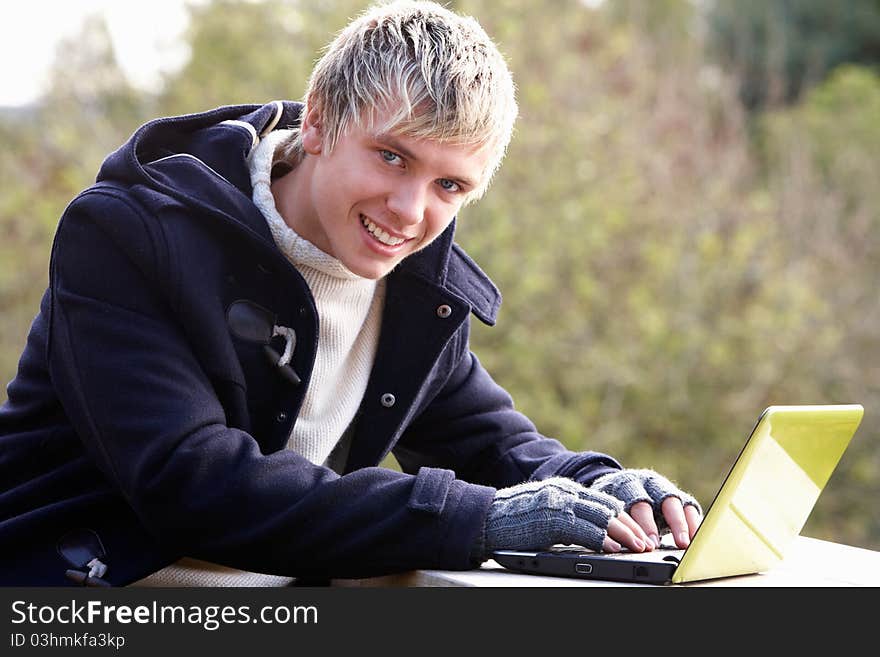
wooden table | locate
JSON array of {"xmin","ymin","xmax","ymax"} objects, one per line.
[{"xmin": 331, "ymin": 536, "xmax": 880, "ymax": 587}]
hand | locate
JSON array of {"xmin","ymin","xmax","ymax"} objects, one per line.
[
  {"xmin": 589, "ymin": 468, "xmax": 703, "ymax": 548},
  {"xmin": 482, "ymin": 477, "xmax": 627, "ymax": 556}
]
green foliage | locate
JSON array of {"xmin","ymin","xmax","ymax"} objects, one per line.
[
  {"xmin": 1, "ymin": 0, "xmax": 878, "ymax": 550},
  {"xmin": 706, "ymin": 0, "xmax": 880, "ymax": 110},
  {"xmin": 158, "ymin": 0, "xmax": 372, "ymax": 115}
]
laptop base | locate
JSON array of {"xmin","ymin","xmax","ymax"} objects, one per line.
[{"xmin": 492, "ymin": 547, "xmax": 680, "ymax": 585}]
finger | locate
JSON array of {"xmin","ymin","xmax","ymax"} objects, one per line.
[
  {"xmin": 627, "ymin": 501, "xmax": 660, "ymax": 548},
  {"xmin": 602, "ymin": 535, "xmax": 622, "ymax": 553},
  {"xmin": 606, "ymin": 516, "xmax": 648, "ymax": 553},
  {"xmin": 684, "ymin": 504, "xmax": 702, "ymax": 539},
  {"xmin": 616, "ymin": 505, "xmax": 654, "ymax": 550},
  {"xmin": 661, "ymin": 496, "xmax": 690, "ymax": 548}
]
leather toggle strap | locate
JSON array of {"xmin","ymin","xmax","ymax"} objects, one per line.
[
  {"xmin": 57, "ymin": 528, "xmax": 112, "ymax": 587},
  {"xmin": 227, "ymin": 299, "xmax": 301, "ymax": 385}
]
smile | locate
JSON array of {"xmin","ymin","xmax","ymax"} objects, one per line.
[{"xmin": 360, "ymin": 215, "xmax": 407, "ymax": 247}]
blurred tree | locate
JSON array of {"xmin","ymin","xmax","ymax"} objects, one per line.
[
  {"xmin": 705, "ymin": 0, "xmax": 880, "ymax": 110},
  {"xmin": 0, "ymin": 15, "xmax": 149, "ymax": 387},
  {"xmin": 0, "ymin": 0, "xmax": 877, "ymax": 550},
  {"xmin": 0, "ymin": 121, "xmax": 52, "ymax": 383},
  {"xmin": 158, "ymin": 0, "xmax": 369, "ymax": 115}
]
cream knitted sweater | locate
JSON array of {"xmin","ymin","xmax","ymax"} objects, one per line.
[{"xmin": 248, "ymin": 129, "xmax": 385, "ymax": 471}]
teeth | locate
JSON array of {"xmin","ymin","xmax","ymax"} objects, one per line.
[{"xmin": 361, "ymin": 216, "xmax": 406, "ymax": 246}]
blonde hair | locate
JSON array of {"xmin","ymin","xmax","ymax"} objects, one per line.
[{"xmin": 276, "ymin": 0, "xmax": 518, "ymax": 201}]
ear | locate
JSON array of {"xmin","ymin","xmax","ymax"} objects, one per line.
[{"xmin": 300, "ymin": 103, "xmax": 324, "ymax": 155}]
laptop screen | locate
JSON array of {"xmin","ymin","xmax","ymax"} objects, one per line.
[{"xmin": 672, "ymin": 405, "xmax": 863, "ymax": 583}]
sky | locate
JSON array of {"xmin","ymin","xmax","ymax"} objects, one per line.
[{"xmin": 0, "ymin": 0, "xmax": 199, "ymax": 107}]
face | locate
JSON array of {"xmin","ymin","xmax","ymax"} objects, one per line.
[{"xmin": 273, "ymin": 105, "xmax": 492, "ymax": 280}]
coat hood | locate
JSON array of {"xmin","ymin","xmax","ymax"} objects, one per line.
[{"xmin": 97, "ymin": 100, "xmax": 299, "ymax": 231}]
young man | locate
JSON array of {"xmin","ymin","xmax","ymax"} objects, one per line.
[{"xmin": 0, "ymin": 0, "xmax": 700, "ymax": 586}]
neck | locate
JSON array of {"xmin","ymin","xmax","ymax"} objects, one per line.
[{"xmin": 271, "ymin": 158, "xmax": 327, "ymax": 253}]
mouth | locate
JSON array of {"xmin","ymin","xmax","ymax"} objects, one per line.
[{"xmin": 360, "ymin": 215, "xmax": 410, "ymax": 248}]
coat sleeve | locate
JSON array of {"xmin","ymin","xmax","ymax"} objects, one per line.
[
  {"xmin": 46, "ymin": 189, "xmax": 495, "ymax": 578},
  {"xmin": 393, "ymin": 341, "xmax": 624, "ymax": 489}
]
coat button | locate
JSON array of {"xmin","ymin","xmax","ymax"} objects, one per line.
[
  {"xmin": 380, "ymin": 393, "xmax": 396, "ymax": 408},
  {"xmin": 436, "ymin": 304, "xmax": 452, "ymax": 318},
  {"xmin": 275, "ymin": 411, "xmax": 288, "ymax": 422}
]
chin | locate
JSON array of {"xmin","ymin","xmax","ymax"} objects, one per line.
[{"xmin": 346, "ymin": 259, "xmax": 395, "ymax": 280}]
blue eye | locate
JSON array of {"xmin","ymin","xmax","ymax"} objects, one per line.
[
  {"xmin": 438, "ymin": 179, "xmax": 460, "ymax": 193},
  {"xmin": 380, "ymin": 149, "xmax": 401, "ymax": 164}
]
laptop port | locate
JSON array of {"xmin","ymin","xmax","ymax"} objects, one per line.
[{"xmin": 575, "ymin": 563, "xmax": 593, "ymax": 574}]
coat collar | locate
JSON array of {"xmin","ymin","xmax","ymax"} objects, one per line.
[
  {"xmin": 394, "ymin": 218, "xmax": 501, "ymax": 326},
  {"xmin": 106, "ymin": 99, "xmax": 501, "ymax": 327}
]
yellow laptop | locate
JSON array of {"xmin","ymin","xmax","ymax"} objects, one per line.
[{"xmin": 492, "ymin": 404, "xmax": 865, "ymax": 584}]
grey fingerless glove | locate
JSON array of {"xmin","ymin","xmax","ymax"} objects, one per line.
[
  {"xmin": 473, "ymin": 477, "xmax": 624, "ymax": 563},
  {"xmin": 590, "ymin": 468, "xmax": 702, "ymax": 533}
]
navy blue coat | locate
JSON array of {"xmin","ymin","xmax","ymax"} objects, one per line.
[{"xmin": 0, "ymin": 101, "xmax": 622, "ymax": 586}]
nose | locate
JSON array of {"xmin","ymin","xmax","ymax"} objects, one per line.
[{"xmin": 386, "ymin": 180, "xmax": 426, "ymax": 227}]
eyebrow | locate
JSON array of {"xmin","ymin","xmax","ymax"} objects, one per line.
[{"xmin": 377, "ymin": 134, "xmax": 479, "ymax": 190}]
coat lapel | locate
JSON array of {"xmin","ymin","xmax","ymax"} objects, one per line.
[
  {"xmin": 344, "ymin": 265, "xmax": 469, "ymax": 471},
  {"xmin": 345, "ymin": 224, "xmax": 465, "ymax": 470}
]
